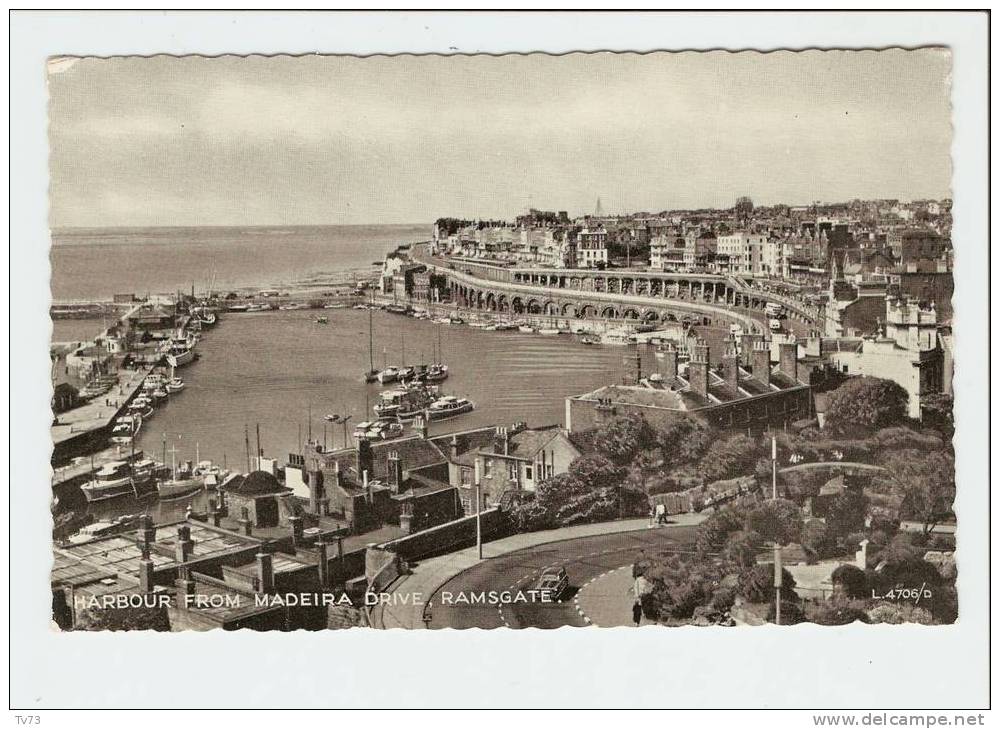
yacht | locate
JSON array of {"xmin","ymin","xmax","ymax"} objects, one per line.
[
  {"xmin": 538, "ymin": 327, "xmax": 560, "ymax": 336},
  {"xmin": 518, "ymin": 325, "xmax": 537, "ymax": 334},
  {"xmin": 425, "ymin": 364, "xmax": 449, "ymax": 383},
  {"xmin": 367, "ymin": 420, "xmax": 404, "ymax": 441},
  {"xmin": 427, "ymin": 395, "xmax": 475, "ymax": 421},
  {"xmin": 374, "ymin": 389, "xmax": 408, "ymax": 418}
]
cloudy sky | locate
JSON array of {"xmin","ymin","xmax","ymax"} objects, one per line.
[{"xmin": 48, "ymin": 49, "xmax": 952, "ymax": 228}]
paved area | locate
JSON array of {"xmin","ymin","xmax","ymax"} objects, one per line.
[
  {"xmin": 376, "ymin": 513, "xmax": 706, "ymax": 630},
  {"xmin": 575, "ymin": 565, "xmax": 639, "ymax": 628}
]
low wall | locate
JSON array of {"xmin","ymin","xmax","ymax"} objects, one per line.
[{"xmin": 379, "ymin": 508, "xmax": 512, "ymax": 563}]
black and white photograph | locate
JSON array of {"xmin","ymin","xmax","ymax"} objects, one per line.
[{"xmin": 9, "ymin": 9, "xmax": 991, "ymax": 716}]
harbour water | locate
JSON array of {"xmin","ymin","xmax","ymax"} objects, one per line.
[{"xmin": 69, "ymin": 308, "xmax": 657, "ymax": 524}]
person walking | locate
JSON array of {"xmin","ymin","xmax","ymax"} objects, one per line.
[{"xmin": 632, "ymin": 599, "xmax": 643, "ymax": 627}]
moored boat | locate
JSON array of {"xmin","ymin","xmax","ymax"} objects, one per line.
[{"xmin": 427, "ymin": 395, "xmax": 475, "ymax": 421}]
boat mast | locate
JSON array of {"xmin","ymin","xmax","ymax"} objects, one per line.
[{"xmin": 368, "ymin": 294, "xmax": 375, "ymax": 373}]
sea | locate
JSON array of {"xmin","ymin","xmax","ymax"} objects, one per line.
[{"xmin": 50, "ymin": 225, "xmax": 644, "ymax": 523}]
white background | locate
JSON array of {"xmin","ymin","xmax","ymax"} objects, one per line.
[{"xmin": 8, "ymin": 10, "xmax": 991, "ymax": 712}]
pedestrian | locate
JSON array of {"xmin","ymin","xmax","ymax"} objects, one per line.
[
  {"xmin": 632, "ymin": 599, "xmax": 643, "ymax": 627},
  {"xmin": 632, "ymin": 550, "xmax": 647, "ymax": 579}
]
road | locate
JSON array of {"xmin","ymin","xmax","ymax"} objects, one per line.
[{"xmin": 425, "ymin": 524, "xmax": 699, "ymax": 629}]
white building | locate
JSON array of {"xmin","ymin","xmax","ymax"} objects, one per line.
[
  {"xmin": 576, "ymin": 226, "xmax": 609, "ymax": 268},
  {"xmin": 716, "ymin": 232, "xmax": 767, "ymax": 275}
]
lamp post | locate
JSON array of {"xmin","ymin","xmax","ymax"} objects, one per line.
[{"xmin": 474, "ymin": 457, "xmax": 483, "ymax": 560}]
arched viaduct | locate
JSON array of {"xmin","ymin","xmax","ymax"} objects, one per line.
[{"xmin": 413, "ymin": 245, "xmax": 821, "ymax": 335}]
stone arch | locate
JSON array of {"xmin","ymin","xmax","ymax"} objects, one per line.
[
  {"xmin": 642, "ymin": 310, "xmax": 659, "ymax": 323},
  {"xmin": 485, "ymin": 292, "xmax": 497, "ymax": 311},
  {"xmin": 526, "ymin": 298, "xmax": 542, "ymax": 315},
  {"xmin": 543, "ymin": 300, "xmax": 559, "ymax": 315},
  {"xmin": 621, "ymin": 307, "xmax": 640, "ymax": 320},
  {"xmin": 579, "ymin": 304, "xmax": 598, "ymax": 319},
  {"xmin": 600, "ymin": 305, "xmax": 619, "ymax": 319},
  {"xmin": 511, "ymin": 296, "xmax": 524, "ymax": 314},
  {"xmin": 561, "ymin": 302, "xmax": 578, "ymax": 317}
]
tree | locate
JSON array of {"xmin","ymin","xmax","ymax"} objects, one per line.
[
  {"xmin": 881, "ymin": 449, "xmax": 956, "ymax": 535},
  {"xmin": 695, "ymin": 506, "xmax": 748, "ymax": 553},
  {"xmin": 594, "ymin": 414, "xmax": 653, "ymax": 466},
  {"xmin": 824, "ymin": 377, "xmax": 910, "ymax": 435},
  {"xmin": 531, "ymin": 455, "xmax": 630, "ymax": 528},
  {"xmin": 739, "ymin": 563, "xmax": 799, "ymax": 604},
  {"xmin": 825, "ymin": 487, "xmax": 869, "ymax": 542},
  {"xmin": 919, "ymin": 392, "xmax": 954, "ymax": 438},
  {"xmin": 656, "ymin": 416, "xmax": 712, "ymax": 472},
  {"xmin": 744, "ymin": 498, "xmax": 803, "ymax": 546},
  {"xmin": 722, "ymin": 529, "xmax": 764, "ymax": 572},
  {"xmin": 800, "ymin": 518, "xmax": 830, "ymax": 561},
  {"xmin": 699, "ymin": 434, "xmax": 763, "ymax": 483}
]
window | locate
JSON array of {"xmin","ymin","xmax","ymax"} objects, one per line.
[
  {"xmin": 484, "ymin": 459, "xmax": 492, "ymax": 478},
  {"xmin": 508, "ymin": 462, "xmax": 517, "ymax": 480},
  {"xmin": 525, "ymin": 464, "xmax": 534, "ymax": 481},
  {"xmin": 461, "ymin": 468, "xmax": 471, "ymax": 486}
]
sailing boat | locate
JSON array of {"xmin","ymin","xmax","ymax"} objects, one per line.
[
  {"xmin": 156, "ymin": 442, "xmax": 203, "ymax": 500},
  {"xmin": 362, "ymin": 292, "xmax": 380, "ymax": 383},
  {"xmin": 426, "ymin": 322, "xmax": 449, "ymax": 382}
]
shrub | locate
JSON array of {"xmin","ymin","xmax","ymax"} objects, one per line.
[
  {"xmin": 739, "ymin": 563, "xmax": 799, "ymax": 604},
  {"xmin": 744, "ymin": 499, "xmax": 803, "ymax": 546},
  {"xmin": 824, "ymin": 377, "xmax": 909, "ymax": 436},
  {"xmin": 831, "ymin": 564, "xmax": 868, "ymax": 600}
]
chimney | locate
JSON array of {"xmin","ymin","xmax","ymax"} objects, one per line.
[
  {"xmin": 175, "ymin": 567, "xmax": 195, "ymax": 609},
  {"xmin": 721, "ymin": 340, "xmax": 740, "ymax": 392},
  {"xmin": 207, "ymin": 498, "xmax": 221, "ymax": 528},
  {"xmin": 688, "ymin": 342, "xmax": 710, "ymax": 398},
  {"xmin": 387, "ymin": 451, "xmax": 404, "ymax": 494},
  {"xmin": 778, "ymin": 341, "xmax": 799, "ymax": 382},
  {"xmin": 256, "ymin": 551, "xmax": 274, "ymax": 594},
  {"xmin": 239, "ymin": 506, "xmax": 252, "ymax": 536},
  {"xmin": 316, "ymin": 540, "xmax": 330, "ymax": 588},
  {"xmin": 752, "ymin": 341, "xmax": 772, "ymax": 388},
  {"xmin": 494, "ymin": 427, "xmax": 509, "ymax": 455},
  {"xmin": 413, "ymin": 416, "xmax": 428, "ymax": 439},
  {"xmin": 739, "ymin": 333, "xmax": 763, "ymax": 367},
  {"xmin": 174, "ymin": 524, "xmax": 193, "ymax": 563},
  {"xmin": 289, "ymin": 514, "xmax": 304, "ymax": 547},
  {"xmin": 136, "ymin": 514, "xmax": 156, "ymax": 552},
  {"xmin": 308, "ymin": 469, "xmax": 328, "ymax": 516},
  {"xmin": 356, "ymin": 438, "xmax": 374, "ymax": 479},
  {"xmin": 449, "ymin": 435, "xmax": 459, "ymax": 460},
  {"xmin": 138, "ymin": 548, "xmax": 155, "ymax": 594},
  {"xmin": 659, "ymin": 343, "xmax": 678, "ymax": 380},
  {"xmin": 364, "ymin": 470, "xmax": 373, "ymax": 504}
]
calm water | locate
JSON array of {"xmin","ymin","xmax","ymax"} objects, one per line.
[
  {"xmin": 80, "ymin": 309, "xmax": 648, "ymax": 522},
  {"xmin": 50, "ymin": 224, "xmax": 428, "ymax": 302}
]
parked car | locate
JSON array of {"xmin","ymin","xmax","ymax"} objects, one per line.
[{"xmin": 535, "ymin": 567, "xmax": 569, "ymax": 601}]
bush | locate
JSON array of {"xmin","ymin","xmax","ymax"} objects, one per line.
[
  {"xmin": 767, "ymin": 600, "xmax": 807, "ymax": 625},
  {"xmin": 593, "ymin": 414, "xmax": 654, "ymax": 466},
  {"xmin": 800, "ymin": 519, "xmax": 830, "ymax": 562},
  {"xmin": 824, "ymin": 377, "xmax": 910, "ymax": 436},
  {"xmin": 696, "ymin": 507, "xmax": 748, "ymax": 553},
  {"xmin": 739, "ymin": 563, "xmax": 799, "ymax": 604},
  {"xmin": 721, "ymin": 529, "xmax": 764, "ymax": 572},
  {"xmin": 831, "ymin": 564, "xmax": 868, "ymax": 600},
  {"xmin": 867, "ymin": 603, "xmax": 935, "ymax": 625},
  {"xmin": 744, "ymin": 499, "xmax": 803, "ymax": 546},
  {"xmin": 806, "ymin": 600, "xmax": 872, "ymax": 626},
  {"xmin": 699, "ymin": 434, "xmax": 764, "ymax": 483}
]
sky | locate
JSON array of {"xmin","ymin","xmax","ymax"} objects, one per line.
[{"xmin": 48, "ymin": 49, "xmax": 952, "ymax": 228}]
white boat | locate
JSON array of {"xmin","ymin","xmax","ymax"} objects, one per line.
[
  {"xmin": 151, "ymin": 387, "xmax": 169, "ymax": 401},
  {"xmin": 600, "ymin": 328, "xmax": 637, "ymax": 346},
  {"xmin": 427, "ymin": 395, "xmax": 475, "ymax": 421},
  {"xmin": 353, "ymin": 421, "xmax": 374, "ymax": 439},
  {"xmin": 377, "ymin": 366, "xmax": 400, "ymax": 384},
  {"xmin": 157, "ymin": 475, "xmax": 203, "ymax": 500},
  {"xmin": 195, "ymin": 309, "xmax": 217, "ymax": 326},
  {"xmin": 67, "ymin": 515, "xmax": 142, "ymax": 544},
  {"xmin": 165, "ymin": 377, "xmax": 184, "ymax": 393},
  {"xmin": 518, "ymin": 325, "xmax": 537, "ymax": 334},
  {"xmin": 165, "ymin": 333, "xmax": 196, "ymax": 367},
  {"xmin": 538, "ymin": 328, "xmax": 560, "ymax": 336},
  {"xmin": 425, "ymin": 364, "xmax": 449, "ymax": 383},
  {"xmin": 374, "ymin": 389, "xmax": 406, "ymax": 418},
  {"xmin": 368, "ymin": 421, "xmax": 404, "ymax": 440}
]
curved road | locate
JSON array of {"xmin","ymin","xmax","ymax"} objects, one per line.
[{"xmin": 425, "ymin": 524, "xmax": 699, "ymax": 629}]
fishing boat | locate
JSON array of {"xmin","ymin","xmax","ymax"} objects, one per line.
[
  {"xmin": 225, "ymin": 302, "xmax": 250, "ymax": 313},
  {"xmin": 427, "ymin": 395, "xmax": 475, "ymax": 421},
  {"xmin": 165, "ymin": 377, "xmax": 184, "ymax": 394},
  {"xmin": 151, "ymin": 387, "xmax": 169, "ymax": 402},
  {"xmin": 377, "ymin": 386, "xmax": 438, "ymax": 420},
  {"xmin": 164, "ymin": 332, "xmax": 196, "ymax": 368},
  {"xmin": 397, "ymin": 366, "xmax": 415, "ymax": 381},
  {"xmin": 195, "ymin": 309, "xmax": 217, "ymax": 326},
  {"xmin": 157, "ymin": 455, "xmax": 203, "ymax": 500},
  {"xmin": 377, "ymin": 366, "xmax": 400, "ymax": 385}
]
